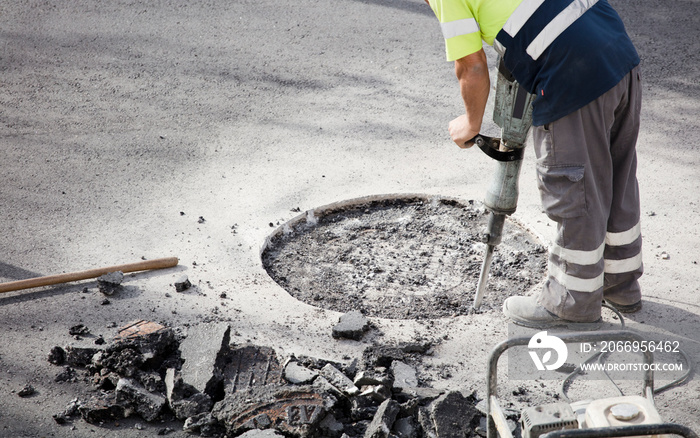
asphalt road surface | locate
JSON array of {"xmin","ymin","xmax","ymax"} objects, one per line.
[{"xmin": 1, "ymin": 0, "xmax": 699, "ymax": 435}]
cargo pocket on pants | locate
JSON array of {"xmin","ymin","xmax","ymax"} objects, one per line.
[{"xmin": 536, "ymin": 164, "xmax": 587, "ymax": 219}]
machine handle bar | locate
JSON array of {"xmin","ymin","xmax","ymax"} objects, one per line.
[{"xmin": 541, "ymin": 423, "xmax": 698, "ymax": 438}]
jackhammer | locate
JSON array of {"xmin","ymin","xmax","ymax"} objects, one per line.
[{"xmin": 471, "ymin": 59, "xmax": 536, "ymax": 310}]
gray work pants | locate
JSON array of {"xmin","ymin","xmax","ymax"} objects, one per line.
[{"xmin": 533, "ymin": 65, "xmax": 643, "ymax": 322}]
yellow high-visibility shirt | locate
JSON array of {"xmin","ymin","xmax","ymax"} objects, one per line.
[{"xmin": 427, "ymin": 0, "xmax": 523, "ymax": 61}]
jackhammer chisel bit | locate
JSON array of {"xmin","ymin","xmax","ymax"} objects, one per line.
[
  {"xmin": 470, "ymin": 59, "xmax": 535, "ymax": 310},
  {"xmin": 472, "ymin": 137, "xmax": 523, "ymax": 310}
]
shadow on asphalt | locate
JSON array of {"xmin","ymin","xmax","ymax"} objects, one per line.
[
  {"xmin": 610, "ymin": 298, "xmax": 700, "ymax": 389},
  {"xmin": 0, "ymin": 262, "xmax": 42, "ymax": 281},
  {"xmin": 0, "ymin": 264, "xmax": 187, "ymax": 306}
]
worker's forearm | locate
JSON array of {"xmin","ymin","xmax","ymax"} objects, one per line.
[{"xmin": 455, "ymin": 50, "xmax": 490, "ymax": 134}]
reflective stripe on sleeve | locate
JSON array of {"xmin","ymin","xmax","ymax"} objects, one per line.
[
  {"xmin": 526, "ymin": 0, "xmax": 599, "ymax": 60},
  {"xmin": 440, "ymin": 18, "xmax": 480, "ymax": 40},
  {"xmin": 550, "ymin": 242, "xmax": 604, "ymax": 266},
  {"xmin": 549, "ymin": 263, "xmax": 604, "ymax": 293},
  {"xmin": 605, "ymin": 253, "xmax": 643, "ymax": 274},
  {"xmin": 502, "ymin": 0, "xmax": 546, "ymax": 37},
  {"xmin": 606, "ymin": 221, "xmax": 641, "ymax": 247}
]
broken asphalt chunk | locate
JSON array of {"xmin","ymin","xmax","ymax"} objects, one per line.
[
  {"xmin": 98, "ymin": 347, "xmax": 144, "ymax": 377},
  {"xmin": 136, "ymin": 370, "xmax": 165, "ymax": 393},
  {"xmin": 364, "ymin": 399, "xmax": 400, "ymax": 438},
  {"xmin": 48, "ymin": 346, "xmax": 66, "ymax": 365},
  {"xmin": 183, "ymin": 412, "xmax": 224, "ymax": 436},
  {"xmin": 54, "ymin": 398, "xmax": 81, "ymax": 424},
  {"xmin": 116, "ymin": 377, "xmax": 166, "ymax": 422},
  {"xmin": 175, "ymin": 275, "xmax": 192, "ymax": 292},
  {"xmin": 78, "ymin": 392, "xmax": 129, "ymax": 424},
  {"xmin": 164, "ymin": 369, "xmax": 214, "ymax": 420},
  {"xmin": 112, "ymin": 320, "xmax": 177, "ymax": 361},
  {"xmin": 393, "ymin": 416, "xmax": 418, "ymax": 438},
  {"xmin": 319, "ymin": 364, "xmax": 359, "ymax": 396},
  {"xmin": 173, "ymin": 392, "xmax": 213, "ymax": 421},
  {"xmin": 350, "ymin": 396, "xmax": 378, "ymax": 422},
  {"xmin": 164, "ymin": 368, "xmax": 182, "ymax": 405},
  {"xmin": 354, "ymin": 368, "xmax": 392, "ymax": 387},
  {"xmin": 390, "ymin": 361, "xmax": 418, "ymax": 392},
  {"xmin": 64, "ymin": 345, "xmax": 100, "ymax": 367},
  {"xmin": 395, "ymin": 386, "xmax": 443, "ymax": 404},
  {"xmin": 359, "ymin": 384, "xmax": 392, "ymax": 403},
  {"xmin": 312, "ymin": 376, "xmax": 345, "ymax": 400},
  {"xmin": 212, "ymin": 384, "xmax": 335, "ymax": 437},
  {"xmin": 284, "ymin": 361, "xmax": 319, "ymax": 385},
  {"xmin": 319, "ymin": 413, "xmax": 345, "ymax": 437},
  {"xmin": 97, "ymin": 271, "xmax": 123, "ymax": 295},
  {"xmin": 55, "ymin": 366, "xmax": 78, "ymax": 383},
  {"xmin": 222, "ymin": 344, "xmax": 283, "ymax": 395},
  {"xmin": 17, "ymin": 384, "xmax": 36, "ymax": 397},
  {"xmin": 92, "ymin": 371, "xmax": 120, "ymax": 391},
  {"xmin": 398, "ymin": 342, "xmax": 433, "ymax": 355},
  {"xmin": 332, "ymin": 310, "xmax": 370, "ymax": 340},
  {"xmin": 69, "ymin": 324, "xmax": 90, "ymax": 336},
  {"xmin": 179, "ymin": 322, "xmax": 231, "ymax": 397},
  {"xmin": 430, "ymin": 391, "xmax": 478, "ymax": 438}
]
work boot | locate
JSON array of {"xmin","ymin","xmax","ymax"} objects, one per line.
[
  {"xmin": 503, "ymin": 296, "xmax": 602, "ymax": 330},
  {"xmin": 603, "ymin": 298, "xmax": 642, "ymax": 313}
]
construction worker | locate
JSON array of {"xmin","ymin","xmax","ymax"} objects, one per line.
[{"xmin": 426, "ymin": 0, "xmax": 644, "ymax": 328}]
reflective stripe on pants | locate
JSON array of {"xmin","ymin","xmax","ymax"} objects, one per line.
[{"xmin": 533, "ymin": 65, "xmax": 643, "ymax": 321}]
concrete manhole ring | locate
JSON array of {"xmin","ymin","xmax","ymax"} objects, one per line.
[{"xmin": 261, "ymin": 194, "xmax": 547, "ymax": 319}]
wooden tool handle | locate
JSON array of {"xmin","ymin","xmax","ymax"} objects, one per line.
[{"xmin": 0, "ymin": 257, "xmax": 179, "ymax": 294}]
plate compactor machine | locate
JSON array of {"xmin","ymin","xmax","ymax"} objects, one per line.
[
  {"xmin": 469, "ymin": 61, "xmax": 697, "ymax": 438},
  {"xmin": 485, "ymin": 330, "xmax": 695, "ymax": 438}
]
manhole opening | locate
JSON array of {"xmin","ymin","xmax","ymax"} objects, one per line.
[{"xmin": 262, "ymin": 195, "xmax": 547, "ymax": 319}]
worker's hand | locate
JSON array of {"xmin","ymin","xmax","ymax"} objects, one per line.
[{"xmin": 448, "ymin": 114, "xmax": 480, "ymax": 148}]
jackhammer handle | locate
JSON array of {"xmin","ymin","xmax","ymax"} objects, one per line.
[
  {"xmin": 466, "ymin": 134, "xmax": 497, "ymax": 150},
  {"xmin": 0, "ymin": 257, "xmax": 179, "ymax": 294},
  {"xmin": 470, "ymin": 135, "xmax": 524, "ymax": 162}
]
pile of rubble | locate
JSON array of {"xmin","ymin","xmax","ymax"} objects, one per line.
[{"xmin": 47, "ymin": 314, "xmax": 517, "ymax": 437}]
